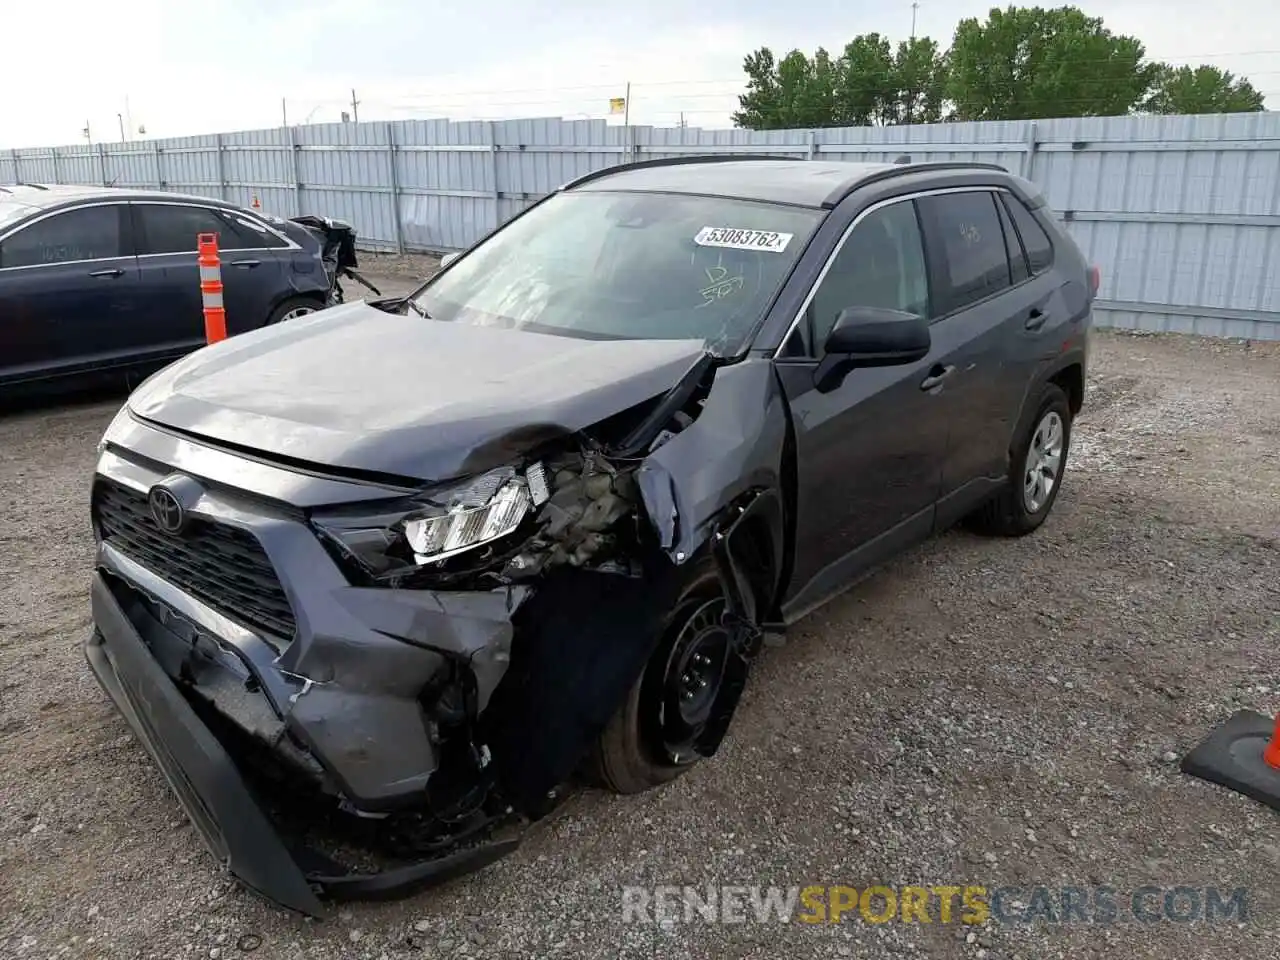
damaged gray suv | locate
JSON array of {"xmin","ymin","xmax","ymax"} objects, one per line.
[{"xmin": 86, "ymin": 157, "xmax": 1095, "ymax": 915}]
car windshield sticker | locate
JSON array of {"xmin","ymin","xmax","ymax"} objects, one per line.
[{"xmin": 694, "ymin": 226, "xmax": 793, "ymax": 253}]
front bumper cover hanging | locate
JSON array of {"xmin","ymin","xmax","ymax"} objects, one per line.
[{"xmin": 84, "ymin": 573, "xmax": 519, "ymax": 918}]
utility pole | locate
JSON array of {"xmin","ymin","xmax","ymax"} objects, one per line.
[
  {"xmin": 83, "ymin": 121, "xmax": 92, "ymax": 145},
  {"xmin": 905, "ymin": 1, "xmax": 921, "ymax": 125},
  {"xmin": 350, "ymin": 88, "xmax": 360, "ymax": 124},
  {"xmin": 282, "ymin": 98, "xmax": 288, "ymax": 127},
  {"xmin": 117, "ymin": 114, "xmax": 125, "ymax": 142},
  {"xmin": 623, "ymin": 81, "xmax": 630, "ymax": 127}
]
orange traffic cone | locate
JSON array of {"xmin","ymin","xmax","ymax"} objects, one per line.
[
  {"xmin": 1263, "ymin": 714, "xmax": 1280, "ymax": 770},
  {"xmin": 1182, "ymin": 708, "xmax": 1280, "ymax": 812}
]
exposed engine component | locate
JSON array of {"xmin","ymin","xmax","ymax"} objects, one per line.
[{"xmin": 504, "ymin": 450, "xmax": 641, "ymax": 579}]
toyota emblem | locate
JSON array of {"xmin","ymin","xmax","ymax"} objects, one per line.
[{"xmin": 148, "ymin": 485, "xmax": 186, "ymax": 535}]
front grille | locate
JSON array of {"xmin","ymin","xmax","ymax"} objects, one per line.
[{"xmin": 93, "ymin": 478, "xmax": 297, "ymax": 641}]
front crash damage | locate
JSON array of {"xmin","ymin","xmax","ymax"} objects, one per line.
[{"xmin": 85, "ymin": 351, "xmax": 793, "ymax": 917}]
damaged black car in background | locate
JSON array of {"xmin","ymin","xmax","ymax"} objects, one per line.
[{"xmin": 85, "ymin": 156, "xmax": 1094, "ymax": 915}]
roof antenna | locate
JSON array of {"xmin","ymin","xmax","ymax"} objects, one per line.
[{"xmin": 894, "ymin": 154, "xmax": 912, "ymax": 164}]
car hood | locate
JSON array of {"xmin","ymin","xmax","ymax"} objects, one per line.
[{"xmin": 128, "ymin": 301, "xmax": 708, "ymax": 483}]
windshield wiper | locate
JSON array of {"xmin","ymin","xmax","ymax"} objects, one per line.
[{"xmin": 404, "ymin": 298, "xmax": 430, "ymax": 319}]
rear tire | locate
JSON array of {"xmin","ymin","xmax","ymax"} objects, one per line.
[
  {"xmin": 265, "ymin": 296, "xmax": 322, "ymax": 326},
  {"xmin": 589, "ymin": 558, "xmax": 737, "ymax": 794},
  {"xmin": 967, "ymin": 383, "xmax": 1072, "ymax": 537}
]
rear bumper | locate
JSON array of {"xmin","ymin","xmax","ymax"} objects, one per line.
[{"xmin": 85, "ymin": 570, "xmax": 518, "ymax": 917}]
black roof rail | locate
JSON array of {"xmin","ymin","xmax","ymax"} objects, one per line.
[
  {"xmin": 18, "ymin": 182, "xmax": 50, "ymax": 190},
  {"xmin": 561, "ymin": 153, "xmax": 801, "ymax": 191},
  {"xmin": 820, "ymin": 160, "xmax": 1011, "ymax": 208}
]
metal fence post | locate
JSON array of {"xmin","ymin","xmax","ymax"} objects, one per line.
[
  {"xmin": 386, "ymin": 123, "xmax": 404, "ymax": 254},
  {"xmin": 215, "ymin": 133, "xmax": 228, "ymax": 200},
  {"xmin": 489, "ymin": 120, "xmax": 501, "ymax": 236},
  {"xmin": 287, "ymin": 125, "xmax": 302, "ymax": 216},
  {"xmin": 50, "ymin": 147, "xmax": 59, "ymax": 184},
  {"xmin": 10, "ymin": 149, "xmax": 19, "ymax": 184},
  {"xmin": 1022, "ymin": 120, "xmax": 1039, "ymax": 181},
  {"xmin": 98, "ymin": 143, "xmax": 108, "ymax": 186},
  {"xmin": 155, "ymin": 143, "xmax": 165, "ymax": 188},
  {"xmin": 807, "ymin": 130, "xmax": 817, "ymax": 160}
]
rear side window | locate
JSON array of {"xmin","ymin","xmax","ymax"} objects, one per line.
[
  {"xmin": 1002, "ymin": 194, "xmax": 1054, "ymax": 274},
  {"xmin": 0, "ymin": 205, "xmax": 123, "ymax": 268},
  {"xmin": 225, "ymin": 214, "xmax": 289, "ymax": 249},
  {"xmin": 996, "ymin": 195, "xmax": 1029, "ymax": 285},
  {"xmin": 918, "ymin": 191, "xmax": 1011, "ymax": 315},
  {"xmin": 137, "ymin": 204, "xmax": 233, "ymax": 255}
]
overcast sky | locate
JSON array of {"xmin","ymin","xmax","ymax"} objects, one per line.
[{"xmin": 5, "ymin": 0, "xmax": 1278, "ymax": 147}]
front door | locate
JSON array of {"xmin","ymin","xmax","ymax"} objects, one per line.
[
  {"xmin": 774, "ymin": 197, "xmax": 950, "ymax": 616},
  {"xmin": 0, "ymin": 202, "xmax": 141, "ymax": 383}
]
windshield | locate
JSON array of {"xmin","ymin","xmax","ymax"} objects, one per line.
[{"xmin": 412, "ymin": 190, "xmax": 822, "ymax": 355}]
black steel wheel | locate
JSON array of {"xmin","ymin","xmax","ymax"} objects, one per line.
[{"xmin": 590, "ymin": 558, "xmax": 750, "ymax": 794}]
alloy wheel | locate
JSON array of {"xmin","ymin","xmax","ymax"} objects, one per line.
[{"xmin": 1023, "ymin": 410, "xmax": 1065, "ymax": 513}]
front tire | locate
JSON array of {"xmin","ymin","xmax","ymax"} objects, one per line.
[
  {"xmin": 589, "ymin": 559, "xmax": 738, "ymax": 794},
  {"xmin": 968, "ymin": 382, "xmax": 1072, "ymax": 537}
]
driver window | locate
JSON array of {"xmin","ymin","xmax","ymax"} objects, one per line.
[{"xmin": 806, "ymin": 200, "xmax": 929, "ymax": 353}]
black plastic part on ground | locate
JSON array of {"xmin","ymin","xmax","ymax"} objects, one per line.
[
  {"xmin": 1180, "ymin": 709, "xmax": 1280, "ymax": 813},
  {"xmin": 84, "ymin": 572, "xmax": 521, "ymax": 918}
]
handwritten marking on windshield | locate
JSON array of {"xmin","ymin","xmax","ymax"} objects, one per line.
[{"xmin": 698, "ymin": 262, "xmax": 744, "ymax": 308}]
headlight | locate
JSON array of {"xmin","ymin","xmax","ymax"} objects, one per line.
[
  {"xmin": 311, "ymin": 463, "xmax": 549, "ymax": 578},
  {"xmin": 404, "ymin": 468, "xmax": 532, "ymax": 563}
]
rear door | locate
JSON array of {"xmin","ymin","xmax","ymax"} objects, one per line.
[
  {"xmin": 915, "ymin": 189, "xmax": 1029, "ymax": 503},
  {"xmin": 131, "ymin": 202, "xmax": 289, "ymax": 349},
  {"xmin": 915, "ymin": 189, "xmax": 1075, "ymax": 516},
  {"xmin": 0, "ymin": 202, "xmax": 141, "ymax": 383}
]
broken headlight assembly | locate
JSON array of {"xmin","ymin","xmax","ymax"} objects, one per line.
[
  {"xmin": 311, "ymin": 463, "xmax": 552, "ymax": 582},
  {"xmin": 311, "ymin": 451, "xmax": 644, "ymax": 586}
]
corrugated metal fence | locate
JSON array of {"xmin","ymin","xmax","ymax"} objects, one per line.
[{"xmin": 4, "ymin": 112, "xmax": 1280, "ymax": 340}]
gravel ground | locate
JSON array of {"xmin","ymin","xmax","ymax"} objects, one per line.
[{"xmin": 2, "ymin": 283, "xmax": 1279, "ymax": 958}]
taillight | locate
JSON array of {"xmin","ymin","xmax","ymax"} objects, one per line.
[{"xmin": 1088, "ymin": 265, "xmax": 1101, "ymax": 298}]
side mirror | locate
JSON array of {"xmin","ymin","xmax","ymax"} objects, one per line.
[
  {"xmin": 815, "ymin": 306, "xmax": 931, "ymax": 393},
  {"xmin": 439, "ymin": 251, "xmax": 460, "ymax": 268}
]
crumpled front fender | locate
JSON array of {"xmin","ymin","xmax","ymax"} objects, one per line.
[{"xmin": 635, "ymin": 358, "xmax": 790, "ymax": 610}]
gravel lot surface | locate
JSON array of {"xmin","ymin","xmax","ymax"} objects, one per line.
[{"xmin": 2, "ymin": 277, "xmax": 1279, "ymax": 959}]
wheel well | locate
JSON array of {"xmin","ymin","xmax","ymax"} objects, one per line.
[
  {"xmin": 272, "ymin": 290, "xmax": 326, "ymax": 313},
  {"xmin": 736, "ymin": 515, "xmax": 776, "ymax": 603},
  {"xmin": 1049, "ymin": 363, "xmax": 1084, "ymax": 416}
]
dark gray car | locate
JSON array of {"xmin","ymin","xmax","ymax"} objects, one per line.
[
  {"xmin": 0, "ymin": 184, "xmax": 352, "ymax": 395},
  {"xmin": 84, "ymin": 157, "xmax": 1095, "ymax": 915}
]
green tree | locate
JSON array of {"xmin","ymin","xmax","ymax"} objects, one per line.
[
  {"xmin": 1143, "ymin": 64, "xmax": 1266, "ymax": 114},
  {"xmin": 947, "ymin": 5, "xmax": 1155, "ymax": 120},
  {"xmin": 832, "ymin": 33, "xmax": 896, "ymax": 125},
  {"xmin": 733, "ymin": 47, "xmax": 839, "ymax": 130},
  {"xmin": 734, "ymin": 34, "xmax": 949, "ymax": 129},
  {"xmin": 892, "ymin": 37, "xmax": 950, "ymax": 124}
]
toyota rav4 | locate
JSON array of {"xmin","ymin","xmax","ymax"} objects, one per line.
[{"xmin": 85, "ymin": 157, "xmax": 1095, "ymax": 915}]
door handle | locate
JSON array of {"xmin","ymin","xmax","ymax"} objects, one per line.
[
  {"xmin": 920, "ymin": 364, "xmax": 955, "ymax": 392},
  {"xmin": 88, "ymin": 267, "xmax": 124, "ymax": 278},
  {"xmin": 229, "ymin": 259, "xmax": 261, "ymax": 268},
  {"xmin": 1025, "ymin": 307, "xmax": 1049, "ymax": 331}
]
